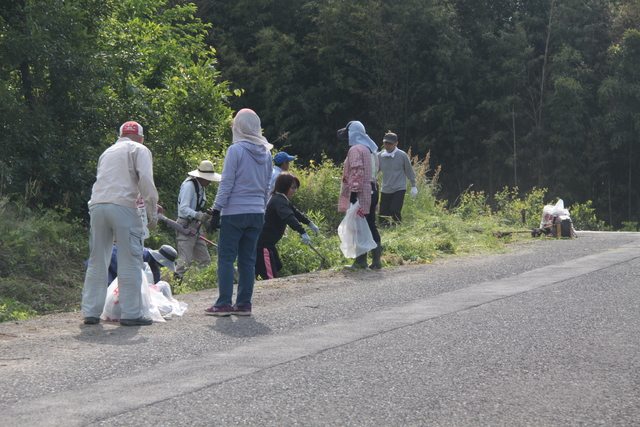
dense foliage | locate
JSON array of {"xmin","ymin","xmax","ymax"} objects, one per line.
[
  {"xmin": 195, "ymin": 0, "xmax": 640, "ymax": 228},
  {"xmin": 1, "ymin": 0, "xmax": 639, "ymax": 227},
  {"xmin": 0, "ymin": 0, "xmax": 233, "ymax": 220}
]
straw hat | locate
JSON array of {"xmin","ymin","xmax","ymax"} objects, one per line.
[{"xmin": 188, "ymin": 160, "xmax": 221, "ymax": 182}]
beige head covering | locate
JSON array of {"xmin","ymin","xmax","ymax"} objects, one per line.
[{"xmin": 232, "ymin": 109, "xmax": 273, "ymax": 150}]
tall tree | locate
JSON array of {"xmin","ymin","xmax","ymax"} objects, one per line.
[
  {"xmin": 0, "ymin": 0, "xmax": 233, "ymax": 217},
  {"xmin": 0, "ymin": 0, "xmax": 114, "ymax": 211},
  {"xmin": 598, "ymin": 29, "xmax": 640, "ymax": 225}
]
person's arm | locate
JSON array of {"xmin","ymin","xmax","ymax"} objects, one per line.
[
  {"xmin": 403, "ymin": 152, "xmax": 416, "ymax": 187},
  {"xmin": 275, "ymin": 197, "xmax": 306, "ymax": 235},
  {"xmin": 264, "ymin": 155, "xmax": 273, "ymax": 207},
  {"xmin": 291, "ymin": 203, "xmax": 311, "ymax": 226},
  {"xmin": 135, "ymin": 147, "xmax": 159, "ymax": 225},
  {"xmin": 213, "ymin": 146, "xmax": 239, "ymax": 212},
  {"xmin": 346, "ymin": 146, "xmax": 365, "ymax": 196},
  {"xmin": 151, "ymin": 265, "xmax": 161, "ymax": 284},
  {"xmin": 177, "ymin": 180, "xmax": 198, "ymax": 219},
  {"xmin": 134, "ymin": 148, "xmax": 159, "ymax": 229}
]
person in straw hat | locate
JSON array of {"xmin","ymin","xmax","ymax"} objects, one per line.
[{"xmin": 174, "ymin": 160, "xmax": 221, "ymax": 278}]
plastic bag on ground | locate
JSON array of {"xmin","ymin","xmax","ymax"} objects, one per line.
[
  {"xmin": 338, "ymin": 200, "xmax": 377, "ymax": 258},
  {"xmin": 101, "ymin": 281, "xmax": 121, "ymax": 322},
  {"xmin": 149, "ymin": 281, "xmax": 188, "ymax": 318},
  {"xmin": 540, "ymin": 199, "xmax": 571, "ymax": 228},
  {"xmin": 100, "ymin": 269, "xmax": 166, "ymax": 323}
]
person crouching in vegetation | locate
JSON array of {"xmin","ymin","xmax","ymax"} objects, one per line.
[
  {"xmin": 337, "ymin": 120, "xmax": 382, "ymax": 269},
  {"xmin": 255, "ymin": 172, "xmax": 319, "ymax": 280}
]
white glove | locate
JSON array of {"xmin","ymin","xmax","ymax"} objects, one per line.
[
  {"xmin": 309, "ymin": 222, "xmax": 319, "ymax": 236},
  {"xmin": 194, "ymin": 211, "xmax": 212, "ymax": 223},
  {"xmin": 410, "ymin": 187, "xmax": 418, "ymax": 198},
  {"xmin": 147, "ymin": 215, "xmax": 158, "ymax": 231},
  {"xmin": 301, "ymin": 233, "xmax": 311, "ymax": 246}
]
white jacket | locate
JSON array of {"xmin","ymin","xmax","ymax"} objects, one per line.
[{"xmin": 89, "ymin": 137, "xmax": 158, "ymax": 221}]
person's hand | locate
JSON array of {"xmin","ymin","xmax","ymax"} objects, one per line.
[
  {"xmin": 207, "ymin": 210, "xmax": 221, "ymax": 233},
  {"xmin": 301, "ymin": 232, "xmax": 311, "ymax": 246},
  {"xmin": 195, "ymin": 211, "xmax": 212, "ymax": 223},
  {"xmin": 410, "ymin": 187, "xmax": 418, "ymax": 198},
  {"xmin": 350, "ymin": 192, "xmax": 358, "ymax": 204},
  {"xmin": 148, "ymin": 215, "xmax": 158, "ymax": 231},
  {"xmin": 308, "ymin": 222, "xmax": 319, "ymax": 236},
  {"xmin": 157, "ymin": 204, "xmax": 164, "ymax": 214}
]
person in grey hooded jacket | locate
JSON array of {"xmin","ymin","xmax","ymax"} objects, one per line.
[{"xmin": 205, "ymin": 109, "xmax": 273, "ymax": 316}]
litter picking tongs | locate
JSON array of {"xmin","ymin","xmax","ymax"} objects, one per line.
[
  {"xmin": 308, "ymin": 243, "xmax": 326, "ymax": 271},
  {"xmin": 158, "ymin": 213, "xmax": 218, "ymax": 247}
]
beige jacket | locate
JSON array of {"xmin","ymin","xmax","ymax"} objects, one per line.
[{"xmin": 89, "ymin": 137, "xmax": 158, "ymax": 221}]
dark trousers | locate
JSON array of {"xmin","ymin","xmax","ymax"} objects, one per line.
[
  {"xmin": 379, "ymin": 190, "xmax": 406, "ymax": 226},
  {"xmin": 255, "ymin": 245, "xmax": 282, "ymax": 280},
  {"xmin": 366, "ymin": 183, "xmax": 381, "ymax": 244}
]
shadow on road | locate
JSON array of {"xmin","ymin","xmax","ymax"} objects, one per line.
[
  {"xmin": 208, "ymin": 317, "xmax": 272, "ymax": 338},
  {"xmin": 73, "ymin": 323, "xmax": 150, "ymax": 345}
]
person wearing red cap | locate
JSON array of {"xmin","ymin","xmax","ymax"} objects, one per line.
[{"xmin": 82, "ymin": 121, "xmax": 161, "ymax": 326}]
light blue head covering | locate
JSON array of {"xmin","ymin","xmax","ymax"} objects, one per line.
[{"xmin": 348, "ymin": 121, "xmax": 378, "ymax": 153}]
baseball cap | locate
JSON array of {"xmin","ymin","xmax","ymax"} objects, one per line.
[
  {"xmin": 383, "ymin": 132, "xmax": 398, "ymax": 144},
  {"xmin": 336, "ymin": 121, "xmax": 353, "ymax": 140},
  {"xmin": 119, "ymin": 121, "xmax": 144, "ymax": 136},
  {"xmin": 273, "ymin": 152, "xmax": 296, "ymax": 165}
]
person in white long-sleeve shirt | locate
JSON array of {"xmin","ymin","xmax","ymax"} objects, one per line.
[
  {"xmin": 175, "ymin": 160, "xmax": 221, "ymax": 277},
  {"xmin": 82, "ymin": 121, "xmax": 160, "ymax": 327}
]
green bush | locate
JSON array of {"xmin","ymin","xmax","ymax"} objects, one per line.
[
  {"xmin": 0, "ymin": 198, "xmax": 89, "ymax": 319},
  {"xmin": 0, "ymin": 297, "xmax": 37, "ymax": 322},
  {"xmin": 453, "ymin": 190, "xmax": 492, "ymax": 220},
  {"xmin": 493, "ymin": 186, "xmax": 548, "ymax": 228},
  {"xmin": 620, "ymin": 221, "xmax": 638, "ymax": 232},
  {"xmin": 569, "ymin": 200, "xmax": 607, "ymax": 231},
  {"xmin": 289, "ymin": 155, "xmax": 344, "ymax": 232}
]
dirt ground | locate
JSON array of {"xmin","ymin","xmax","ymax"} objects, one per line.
[{"xmin": 0, "ymin": 265, "xmax": 396, "ymax": 344}]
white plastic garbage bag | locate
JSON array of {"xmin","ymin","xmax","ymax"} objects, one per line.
[
  {"xmin": 540, "ymin": 199, "xmax": 571, "ymax": 227},
  {"xmin": 338, "ymin": 200, "xmax": 377, "ymax": 258},
  {"xmin": 101, "ymin": 268, "xmax": 166, "ymax": 323},
  {"xmin": 149, "ymin": 281, "xmax": 188, "ymax": 318}
]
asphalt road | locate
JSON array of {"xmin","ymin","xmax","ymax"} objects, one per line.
[{"xmin": 1, "ymin": 231, "xmax": 640, "ymax": 426}]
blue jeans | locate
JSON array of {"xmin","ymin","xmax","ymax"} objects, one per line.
[{"xmin": 215, "ymin": 213, "xmax": 264, "ymax": 307}]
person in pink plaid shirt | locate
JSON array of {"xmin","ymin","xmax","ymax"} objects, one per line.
[{"xmin": 337, "ymin": 121, "xmax": 382, "ymax": 269}]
